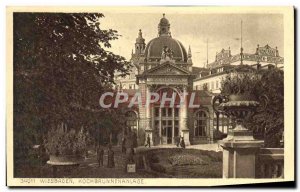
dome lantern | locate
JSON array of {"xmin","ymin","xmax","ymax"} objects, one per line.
[{"xmin": 158, "ymin": 13, "xmax": 171, "ymax": 37}]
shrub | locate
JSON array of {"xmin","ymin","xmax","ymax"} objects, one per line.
[
  {"xmin": 168, "ymin": 154, "xmax": 208, "ymax": 166},
  {"xmin": 148, "ymin": 153, "xmax": 160, "ymax": 163},
  {"xmin": 44, "ymin": 127, "xmax": 91, "ymax": 156},
  {"xmin": 150, "ymin": 163, "xmax": 166, "ymax": 173},
  {"xmin": 221, "ymin": 67, "xmax": 261, "ymax": 96}
]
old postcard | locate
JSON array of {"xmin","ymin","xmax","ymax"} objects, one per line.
[{"xmin": 6, "ymin": 6, "xmax": 294, "ymax": 187}]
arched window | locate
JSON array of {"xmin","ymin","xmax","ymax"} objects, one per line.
[
  {"xmin": 125, "ymin": 111, "xmax": 138, "ymax": 131},
  {"xmin": 213, "ymin": 112, "xmax": 232, "ymax": 134},
  {"xmin": 194, "ymin": 110, "xmax": 209, "ymax": 137}
]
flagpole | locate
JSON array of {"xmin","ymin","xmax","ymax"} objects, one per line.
[
  {"xmin": 241, "ymin": 20, "xmax": 242, "ymax": 49},
  {"xmin": 240, "ymin": 20, "xmax": 244, "ymax": 65},
  {"xmin": 206, "ymin": 39, "xmax": 208, "ymax": 68}
]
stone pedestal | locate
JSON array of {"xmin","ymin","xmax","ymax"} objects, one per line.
[
  {"xmin": 219, "ymin": 129, "xmax": 263, "ymax": 178},
  {"xmin": 145, "ymin": 129, "xmax": 154, "ymax": 146},
  {"xmin": 181, "ymin": 129, "xmax": 190, "ymax": 146}
]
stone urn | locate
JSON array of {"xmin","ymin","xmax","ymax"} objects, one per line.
[
  {"xmin": 212, "ymin": 94, "xmax": 268, "ymax": 141},
  {"xmin": 47, "ymin": 154, "xmax": 82, "ymax": 166}
]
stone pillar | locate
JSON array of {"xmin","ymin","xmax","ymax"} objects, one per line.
[
  {"xmin": 180, "ymin": 86, "xmax": 190, "ymax": 146},
  {"xmin": 219, "ymin": 129, "xmax": 263, "ymax": 178},
  {"xmin": 137, "ymin": 81, "xmax": 147, "ymax": 146},
  {"xmin": 159, "ymin": 108, "xmax": 162, "ymax": 144},
  {"xmin": 209, "ymin": 106, "xmax": 214, "ymax": 143},
  {"xmin": 145, "ymin": 85, "xmax": 153, "ymax": 146}
]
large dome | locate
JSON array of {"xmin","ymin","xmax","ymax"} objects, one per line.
[{"xmin": 144, "ymin": 36, "xmax": 188, "ymax": 62}]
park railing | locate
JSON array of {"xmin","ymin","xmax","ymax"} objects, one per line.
[{"xmin": 255, "ymin": 148, "xmax": 284, "ymax": 178}]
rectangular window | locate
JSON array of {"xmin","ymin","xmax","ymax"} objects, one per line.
[
  {"xmin": 155, "ymin": 120, "xmax": 160, "ymax": 131},
  {"xmin": 162, "ymin": 126, "xmax": 167, "ymax": 136},
  {"xmin": 167, "ymin": 108, "xmax": 172, "ymax": 117},
  {"xmin": 174, "ymin": 108, "xmax": 179, "ymax": 117},
  {"xmin": 174, "ymin": 126, "xmax": 179, "ymax": 137},
  {"xmin": 155, "ymin": 120, "xmax": 159, "ymax": 126},
  {"xmin": 174, "ymin": 120, "xmax": 179, "ymax": 126},
  {"xmin": 155, "ymin": 108, "xmax": 160, "ymax": 117}
]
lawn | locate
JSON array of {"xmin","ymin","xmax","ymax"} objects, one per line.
[{"xmin": 138, "ymin": 148, "xmax": 223, "ymax": 178}]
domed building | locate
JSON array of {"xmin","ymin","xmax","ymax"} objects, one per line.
[{"xmin": 115, "ymin": 14, "xmax": 215, "ymax": 146}]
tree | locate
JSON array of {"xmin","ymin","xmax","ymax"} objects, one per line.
[
  {"xmin": 13, "ymin": 13, "xmax": 130, "ymax": 158},
  {"xmin": 247, "ymin": 68, "xmax": 284, "ymax": 147}
]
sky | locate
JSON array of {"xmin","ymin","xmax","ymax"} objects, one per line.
[{"xmin": 99, "ymin": 12, "xmax": 283, "ymax": 68}]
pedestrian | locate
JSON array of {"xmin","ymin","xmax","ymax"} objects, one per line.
[
  {"xmin": 121, "ymin": 137, "xmax": 126, "ymax": 153},
  {"xmin": 180, "ymin": 137, "xmax": 185, "ymax": 149},
  {"xmin": 96, "ymin": 145, "xmax": 104, "ymax": 167},
  {"xmin": 145, "ymin": 134, "xmax": 151, "ymax": 148},
  {"xmin": 133, "ymin": 130, "xmax": 138, "ymax": 149},
  {"xmin": 175, "ymin": 136, "xmax": 180, "ymax": 147},
  {"xmin": 107, "ymin": 144, "xmax": 115, "ymax": 168}
]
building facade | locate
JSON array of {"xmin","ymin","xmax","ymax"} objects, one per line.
[
  {"xmin": 114, "ymin": 14, "xmax": 284, "ymax": 146},
  {"xmin": 193, "ymin": 45, "xmax": 284, "ymax": 94}
]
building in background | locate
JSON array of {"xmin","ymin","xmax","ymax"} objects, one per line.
[{"xmin": 193, "ymin": 44, "xmax": 284, "ymax": 93}]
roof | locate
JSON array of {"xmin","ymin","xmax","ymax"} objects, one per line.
[
  {"xmin": 194, "ymin": 64, "xmax": 257, "ymax": 81},
  {"xmin": 189, "ymin": 90, "xmax": 213, "ymax": 106},
  {"xmin": 144, "ymin": 36, "xmax": 188, "ymax": 62},
  {"xmin": 192, "ymin": 66, "xmax": 204, "ymax": 73}
]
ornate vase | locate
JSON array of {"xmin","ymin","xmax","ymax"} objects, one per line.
[
  {"xmin": 212, "ymin": 94, "xmax": 267, "ymax": 141},
  {"xmin": 47, "ymin": 155, "xmax": 82, "ymax": 166}
]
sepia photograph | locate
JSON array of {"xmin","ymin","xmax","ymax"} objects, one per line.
[{"xmin": 6, "ymin": 6, "xmax": 294, "ymax": 187}]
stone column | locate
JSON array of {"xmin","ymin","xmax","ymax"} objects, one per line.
[
  {"xmin": 219, "ymin": 129, "xmax": 263, "ymax": 178},
  {"xmin": 172, "ymin": 108, "xmax": 175, "ymax": 144},
  {"xmin": 209, "ymin": 106, "xmax": 214, "ymax": 143},
  {"xmin": 180, "ymin": 86, "xmax": 190, "ymax": 146},
  {"xmin": 145, "ymin": 85, "xmax": 154, "ymax": 146},
  {"xmin": 136, "ymin": 117, "xmax": 140, "ymax": 146},
  {"xmin": 159, "ymin": 108, "xmax": 162, "ymax": 144}
]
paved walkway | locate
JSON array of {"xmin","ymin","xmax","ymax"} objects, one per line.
[{"xmin": 187, "ymin": 143, "xmax": 222, "ymax": 151}]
